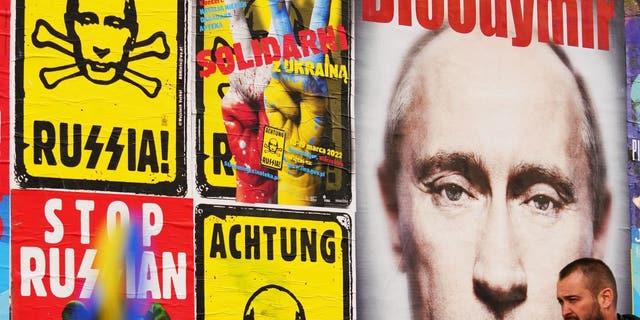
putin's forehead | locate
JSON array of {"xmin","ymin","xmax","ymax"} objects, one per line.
[
  {"xmin": 400, "ymin": 29, "xmax": 588, "ymax": 166},
  {"xmin": 413, "ymin": 29, "xmax": 581, "ymax": 108},
  {"xmin": 76, "ymin": 0, "xmax": 131, "ymax": 16}
]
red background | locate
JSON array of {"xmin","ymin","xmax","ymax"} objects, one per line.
[{"xmin": 11, "ymin": 189, "xmax": 194, "ymax": 319}]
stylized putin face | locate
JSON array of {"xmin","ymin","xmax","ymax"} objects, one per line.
[
  {"xmin": 379, "ymin": 29, "xmax": 610, "ymax": 319},
  {"xmin": 65, "ymin": 0, "xmax": 139, "ymax": 83}
]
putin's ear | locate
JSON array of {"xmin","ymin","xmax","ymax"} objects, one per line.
[
  {"xmin": 378, "ymin": 165, "xmax": 406, "ymax": 272},
  {"xmin": 593, "ymin": 190, "xmax": 611, "ymax": 259}
]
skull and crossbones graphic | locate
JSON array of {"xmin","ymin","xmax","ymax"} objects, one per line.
[{"xmin": 31, "ymin": 0, "xmax": 169, "ymax": 98}]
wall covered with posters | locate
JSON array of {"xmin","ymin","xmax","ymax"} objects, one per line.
[
  {"xmin": 8, "ymin": 0, "xmax": 353, "ymax": 318},
  {"xmin": 2, "ymin": 0, "xmax": 639, "ymax": 319}
]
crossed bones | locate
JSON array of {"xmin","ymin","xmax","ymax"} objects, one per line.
[{"xmin": 32, "ymin": 19, "xmax": 170, "ymax": 98}]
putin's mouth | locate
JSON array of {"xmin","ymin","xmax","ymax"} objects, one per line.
[{"xmin": 89, "ymin": 62, "xmax": 113, "ymax": 72}]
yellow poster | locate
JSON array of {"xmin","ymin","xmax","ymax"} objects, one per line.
[
  {"xmin": 15, "ymin": 0, "xmax": 186, "ymax": 195},
  {"xmin": 261, "ymin": 126, "xmax": 285, "ymax": 170},
  {"xmin": 194, "ymin": 0, "xmax": 352, "ymax": 206},
  {"xmin": 195, "ymin": 205, "xmax": 352, "ymax": 319}
]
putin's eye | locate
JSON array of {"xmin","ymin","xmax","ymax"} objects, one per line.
[
  {"xmin": 75, "ymin": 12, "xmax": 99, "ymax": 26},
  {"xmin": 520, "ymin": 183, "xmax": 566, "ymax": 217},
  {"xmin": 105, "ymin": 16, "xmax": 127, "ymax": 29},
  {"xmin": 439, "ymin": 184, "xmax": 465, "ymax": 201},
  {"xmin": 417, "ymin": 173, "xmax": 479, "ymax": 209},
  {"xmin": 527, "ymin": 194, "xmax": 557, "ymax": 211}
]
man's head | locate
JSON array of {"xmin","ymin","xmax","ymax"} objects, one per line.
[
  {"xmin": 378, "ymin": 28, "xmax": 611, "ymax": 319},
  {"xmin": 556, "ymin": 258, "xmax": 617, "ymax": 320},
  {"xmin": 65, "ymin": 0, "xmax": 139, "ymax": 83}
]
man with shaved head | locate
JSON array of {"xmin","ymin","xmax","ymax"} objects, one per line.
[
  {"xmin": 378, "ymin": 27, "xmax": 611, "ymax": 319},
  {"xmin": 557, "ymin": 258, "xmax": 638, "ymax": 320}
]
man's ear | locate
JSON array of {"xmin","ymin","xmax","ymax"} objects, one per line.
[
  {"xmin": 597, "ymin": 287, "xmax": 614, "ymax": 310},
  {"xmin": 593, "ymin": 189, "xmax": 611, "ymax": 259},
  {"xmin": 378, "ymin": 165, "xmax": 406, "ymax": 272}
]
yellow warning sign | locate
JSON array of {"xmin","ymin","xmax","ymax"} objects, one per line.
[
  {"xmin": 196, "ymin": 205, "xmax": 351, "ymax": 319},
  {"xmin": 16, "ymin": 0, "xmax": 185, "ymax": 194},
  {"xmin": 261, "ymin": 126, "xmax": 285, "ymax": 170}
]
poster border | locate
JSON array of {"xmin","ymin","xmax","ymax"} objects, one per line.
[
  {"xmin": 13, "ymin": 0, "xmax": 188, "ymax": 196},
  {"xmin": 194, "ymin": 203, "xmax": 353, "ymax": 320},
  {"xmin": 193, "ymin": 1, "xmax": 354, "ymax": 207}
]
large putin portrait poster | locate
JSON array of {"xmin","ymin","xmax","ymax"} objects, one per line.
[{"xmin": 356, "ymin": 1, "xmax": 631, "ymax": 319}]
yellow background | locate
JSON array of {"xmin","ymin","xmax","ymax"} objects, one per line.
[
  {"xmin": 202, "ymin": 214, "xmax": 346, "ymax": 319},
  {"xmin": 22, "ymin": 0, "xmax": 180, "ymax": 183}
]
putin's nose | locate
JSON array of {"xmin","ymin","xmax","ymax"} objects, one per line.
[{"xmin": 472, "ymin": 199, "xmax": 527, "ymax": 316}]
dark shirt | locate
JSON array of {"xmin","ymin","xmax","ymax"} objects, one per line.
[{"xmin": 619, "ymin": 313, "xmax": 640, "ymax": 320}]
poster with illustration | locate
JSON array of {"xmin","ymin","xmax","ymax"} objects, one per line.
[
  {"xmin": 11, "ymin": 190, "xmax": 194, "ymax": 319},
  {"xmin": 0, "ymin": 195, "xmax": 8, "ymax": 319},
  {"xmin": 195, "ymin": 0, "xmax": 352, "ymax": 207},
  {"xmin": 0, "ymin": 0, "xmax": 8, "ymax": 195},
  {"xmin": 14, "ymin": 0, "xmax": 187, "ymax": 195},
  {"xmin": 627, "ymin": 0, "xmax": 640, "ymax": 313},
  {"xmin": 195, "ymin": 204, "xmax": 352, "ymax": 319}
]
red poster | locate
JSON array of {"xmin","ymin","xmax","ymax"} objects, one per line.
[
  {"xmin": 11, "ymin": 190, "xmax": 194, "ymax": 319},
  {"xmin": 0, "ymin": 0, "xmax": 9, "ymax": 194}
]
